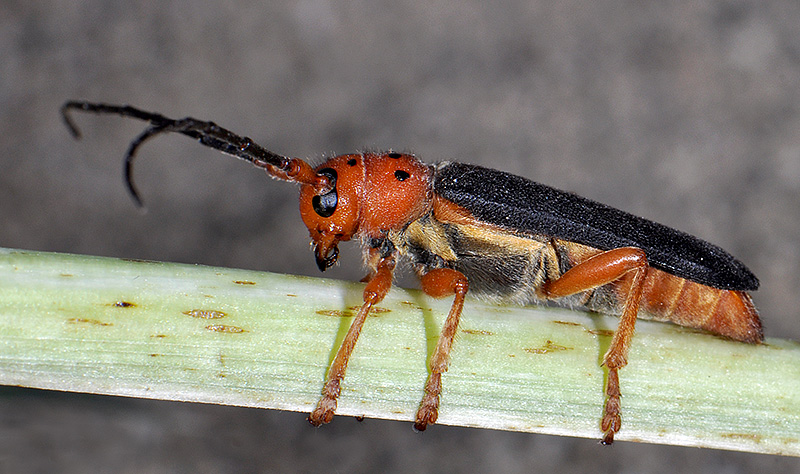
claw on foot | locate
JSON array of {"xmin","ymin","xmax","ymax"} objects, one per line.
[
  {"xmin": 600, "ymin": 410, "xmax": 621, "ymax": 443},
  {"xmin": 600, "ymin": 368, "xmax": 622, "ymax": 444},
  {"xmin": 414, "ymin": 393, "xmax": 439, "ymax": 431},
  {"xmin": 308, "ymin": 396, "xmax": 337, "ymax": 426}
]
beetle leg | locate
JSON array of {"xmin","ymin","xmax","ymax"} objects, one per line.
[
  {"xmin": 541, "ymin": 247, "xmax": 648, "ymax": 445},
  {"xmin": 415, "ymin": 268, "xmax": 469, "ymax": 431},
  {"xmin": 308, "ymin": 253, "xmax": 396, "ymax": 426}
]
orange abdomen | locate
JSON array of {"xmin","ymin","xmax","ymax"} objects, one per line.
[{"xmin": 638, "ymin": 268, "xmax": 762, "ymax": 343}]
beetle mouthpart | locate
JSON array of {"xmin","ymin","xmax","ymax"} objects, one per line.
[{"xmin": 315, "ymin": 244, "xmax": 339, "ymax": 271}]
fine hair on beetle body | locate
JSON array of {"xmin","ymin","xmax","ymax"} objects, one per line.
[{"xmin": 61, "ymin": 100, "xmax": 762, "ymax": 445}]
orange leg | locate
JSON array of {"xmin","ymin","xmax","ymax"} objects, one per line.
[
  {"xmin": 541, "ymin": 247, "xmax": 648, "ymax": 444},
  {"xmin": 415, "ymin": 268, "xmax": 469, "ymax": 431},
  {"xmin": 308, "ymin": 253, "xmax": 395, "ymax": 426}
]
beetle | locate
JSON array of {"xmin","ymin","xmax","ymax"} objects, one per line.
[{"xmin": 61, "ymin": 100, "xmax": 762, "ymax": 444}]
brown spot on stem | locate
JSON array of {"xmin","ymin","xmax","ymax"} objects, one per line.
[
  {"xmin": 525, "ymin": 340, "xmax": 572, "ymax": 354},
  {"xmin": 721, "ymin": 433, "xmax": 763, "ymax": 443},
  {"xmin": 461, "ymin": 329, "xmax": 493, "ymax": 336},
  {"xmin": 205, "ymin": 324, "xmax": 245, "ymax": 333},
  {"xmin": 347, "ymin": 305, "xmax": 390, "ymax": 314},
  {"xmin": 552, "ymin": 320, "xmax": 582, "ymax": 327},
  {"xmin": 184, "ymin": 309, "xmax": 226, "ymax": 319},
  {"xmin": 318, "ymin": 307, "xmax": 386, "ymax": 318},
  {"xmin": 67, "ymin": 318, "xmax": 112, "ymax": 327},
  {"xmin": 316, "ymin": 309, "xmax": 354, "ymax": 318}
]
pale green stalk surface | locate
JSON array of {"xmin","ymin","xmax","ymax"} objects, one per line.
[{"xmin": 0, "ymin": 248, "xmax": 798, "ymax": 455}]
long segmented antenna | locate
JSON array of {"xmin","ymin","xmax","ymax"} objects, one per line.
[{"xmin": 61, "ymin": 101, "xmax": 331, "ymax": 206}]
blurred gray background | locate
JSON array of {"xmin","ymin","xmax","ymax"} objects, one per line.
[{"xmin": 3, "ymin": 1, "xmax": 800, "ymax": 472}]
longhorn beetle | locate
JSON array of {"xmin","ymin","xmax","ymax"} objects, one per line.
[{"xmin": 61, "ymin": 100, "xmax": 762, "ymax": 444}]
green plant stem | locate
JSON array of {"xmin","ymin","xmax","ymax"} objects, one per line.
[{"xmin": 0, "ymin": 248, "xmax": 798, "ymax": 455}]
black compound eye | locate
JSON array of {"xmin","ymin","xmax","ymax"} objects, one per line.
[{"xmin": 312, "ymin": 168, "xmax": 338, "ymax": 218}]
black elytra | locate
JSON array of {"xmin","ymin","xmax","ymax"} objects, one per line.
[{"xmin": 433, "ymin": 162, "xmax": 759, "ymax": 291}]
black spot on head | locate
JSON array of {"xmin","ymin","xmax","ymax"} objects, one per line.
[
  {"xmin": 387, "ymin": 152, "xmax": 402, "ymax": 159},
  {"xmin": 394, "ymin": 170, "xmax": 410, "ymax": 181},
  {"xmin": 347, "ymin": 158, "xmax": 357, "ymax": 166}
]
